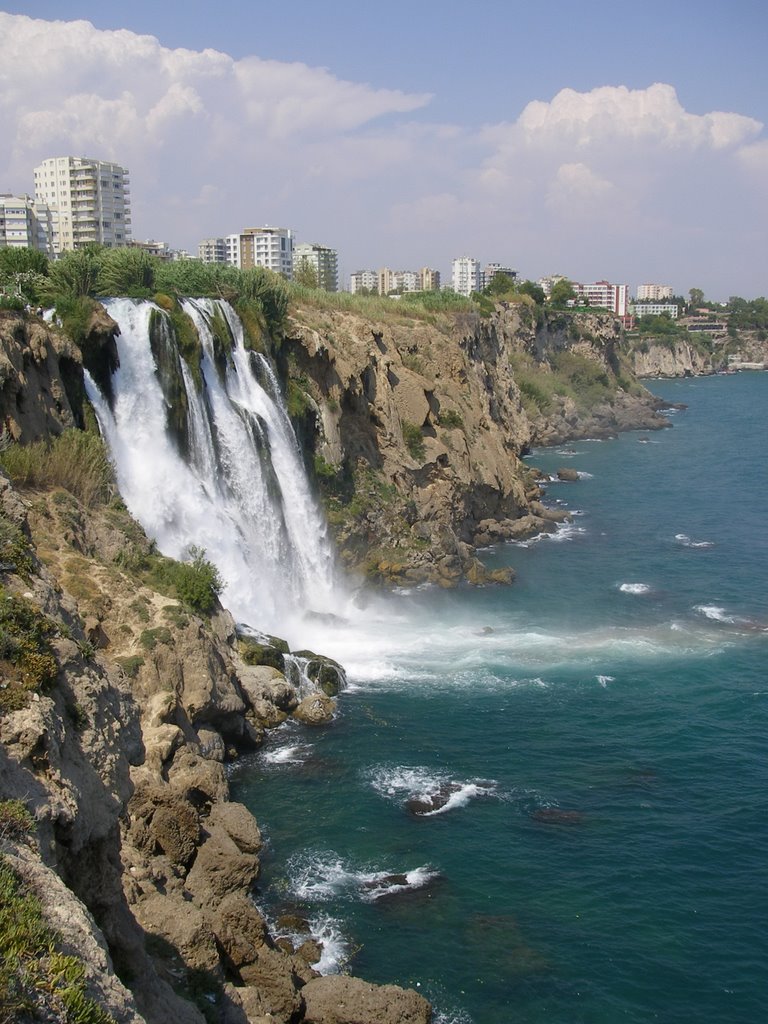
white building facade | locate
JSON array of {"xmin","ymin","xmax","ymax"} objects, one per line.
[
  {"xmin": 349, "ymin": 270, "xmax": 378, "ymax": 294},
  {"xmin": 451, "ymin": 257, "xmax": 481, "ymax": 297},
  {"xmin": 240, "ymin": 227, "xmax": 293, "ymax": 278},
  {"xmin": 636, "ymin": 283, "xmax": 673, "ymax": 301},
  {"xmin": 630, "ymin": 302, "xmax": 679, "ymax": 318},
  {"xmin": 33, "ymin": 156, "xmax": 131, "ymax": 252},
  {"xmin": 0, "ymin": 194, "xmax": 55, "ymax": 254}
]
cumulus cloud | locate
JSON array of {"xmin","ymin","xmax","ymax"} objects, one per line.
[
  {"xmin": 0, "ymin": 15, "xmax": 764, "ymax": 297},
  {"xmin": 0, "ymin": 13, "xmax": 430, "ymax": 223}
]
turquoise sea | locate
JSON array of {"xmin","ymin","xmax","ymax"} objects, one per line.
[{"xmin": 231, "ymin": 372, "xmax": 768, "ymax": 1024}]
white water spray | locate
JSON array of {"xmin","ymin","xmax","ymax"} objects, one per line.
[{"xmin": 86, "ymin": 297, "xmax": 343, "ymax": 643}]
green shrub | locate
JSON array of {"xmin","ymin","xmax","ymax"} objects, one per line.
[
  {"xmin": 0, "ymin": 799, "xmax": 35, "ymax": 841},
  {"xmin": 145, "ymin": 547, "xmax": 223, "ymax": 616},
  {"xmin": 115, "ymin": 655, "xmax": 144, "ymax": 678},
  {"xmin": 0, "ymin": 856, "xmax": 115, "ymax": 1024},
  {"xmin": 0, "ymin": 588, "xmax": 58, "ymax": 714},
  {"xmin": 0, "ymin": 513, "xmax": 33, "ymax": 577},
  {"xmin": 402, "ymin": 422, "xmax": 426, "ymax": 462},
  {"xmin": 97, "ymin": 248, "xmax": 155, "ymax": 297},
  {"xmin": 437, "ymin": 409, "xmax": 463, "ymax": 429},
  {"xmin": 139, "ymin": 627, "xmax": 172, "ymax": 652},
  {"xmin": 0, "ymin": 430, "xmax": 113, "ymax": 508}
]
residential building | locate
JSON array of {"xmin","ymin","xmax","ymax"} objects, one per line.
[
  {"xmin": 349, "ymin": 270, "xmax": 377, "ymax": 294},
  {"xmin": 129, "ymin": 239, "xmax": 174, "ymax": 261},
  {"xmin": 224, "ymin": 234, "xmax": 241, "ymax": 268},
  {"xmin": 33, "ymin": 156, "xmax": 131, "ymax": 252},
  {"xmin": 451, "ymin": 257, "xmax": 481, "ymax": 297},
  {"xmin": 0, "ymin": 193, "xmax": 55, "ymax": 254},
  {"xmin": 418, "ymin": 267, "xmax": 441, "ymax": 291},
  {"xmin": 636, "ymin": 283, "xmax": 673, "ymax": 301},
  {"xmin": 629, "ymin": 302, "xmax": 679, "ymax": 318},
  {"xmin": 198, "ymin": 238, "xmax": 227, "ymax": 264},
  {"xmin": 240, "ymin": 226, "xmax": 293, "ymax": 278},
  {"xmin": 573, "ymin": 280, "xmax": 629, "ymax": 317},
  {"xmin": 482, "ymin": 264, "xmax": 516, "ymax": 290},
  {"xmin": 293, "ymin": 242, "xmax": 339, "ymax": 291}
]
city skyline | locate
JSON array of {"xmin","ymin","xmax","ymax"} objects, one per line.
[{"xmin": 1, "ymin": 4, "xmax": 766, "ymax": 300}]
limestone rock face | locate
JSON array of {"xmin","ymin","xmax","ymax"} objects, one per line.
[
  {"xmin": 629, "ymin": 340, "xmax": 716, "ymax": 378},
  {"xmin": 0, "ymin": 310, "xmax": 82, "ymax": 441},
  {"xmin": 285, "ymin": 301, "xmax": 667, "ymax": 585},
  {"xmin": 301, "ymin": 975, "xmax": 432, "ymax": 1024}
]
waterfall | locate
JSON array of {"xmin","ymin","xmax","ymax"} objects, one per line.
[{"xmin": 86, "ymin": 297, "xmax": 342, "ymax": 643}]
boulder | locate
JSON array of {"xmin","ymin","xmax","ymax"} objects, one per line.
[
  {"xmin": 292, "ymin": 694, "xmax": 336, "ymax": 725},
  {"xmin": 556, "ymin": 467, "xmax": 580, "ymax": 481},
  {"xmin": 301, "ymin": 975, "xmax": 431, "ymax": 1024},
  {"xmin": 135, "ymin": 893, "xmax": 221, "ymax": 975},
  {"xmin": 185, "ymin": 825, "xmax": 260, "ymax": 905}
]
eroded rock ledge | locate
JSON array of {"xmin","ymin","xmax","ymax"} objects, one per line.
[{"xmin": 0, "ymin": 473, "xmax": 429, "ymax": 1024}]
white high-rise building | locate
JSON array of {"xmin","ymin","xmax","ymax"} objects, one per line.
[
  {"xmin": 33, "ymin": 156, "xmax": 131, "ymax": 253},
  {"xmin": 451, "ymin": 257, "xmax": 481, "ymax": 297},
  {"xmin": 0, "ymin": 194, "xmax": 55, "ymax": 255},
  {"xmin": 240, "ymin": 226, "xmax": 293, "ymax": 278},
  {"xmin": 636, "ymin": 283, "xmax": 673, "ymax": 301},
  {"xmin": 293, "ymin": 242, "xmax": 339, "ymax": 291}
]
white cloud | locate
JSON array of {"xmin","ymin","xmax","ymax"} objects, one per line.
[{"xmin": 0, "ymin": 16, "xmax": 765, "ymax": 298}]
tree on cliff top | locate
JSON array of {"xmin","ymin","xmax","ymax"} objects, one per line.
[{"xmin": 549, "ymin": 278, "xmax": 576, "ymax": 308}]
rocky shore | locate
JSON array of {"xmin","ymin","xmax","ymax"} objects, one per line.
[{"xmin": 0, "ymin": 299, "xmax": 674, "ymax": 1023}]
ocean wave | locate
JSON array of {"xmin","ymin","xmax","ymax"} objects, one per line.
[
  {"xmin": 618, "ymin": 583, "xmax": 652, "ymax": 595},
  {"xmin": 577, "ymin": 471, "xmax": 594, "ymax": 479},
  {"xmin": 675, "ymin": 533, "xmax": 715, "ymax": 549},
  {"xmin": 367, "ymin": 765, "xmax": 497, "ymax": 816},
  {"xmin": 694, "ymin": 604, "xmax": 741, "ymax": 624},
  {"xmin": 262, "ymin": 744, "xmax": 310, "ymax": 765},
  {"xmin": 285, "ymin": 850, "xmax": 440, "ymax": 905},
  {"xmin": 308, "ymin": 914, "xmax": 350, "ymax": 974},
  {"xmin": 596, "ymin": 674, "xmax": 615, "ymax": 687}
]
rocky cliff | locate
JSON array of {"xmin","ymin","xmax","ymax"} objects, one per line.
[
  {"xmin": 0, "ymin": 310, "xmax": 430, "ymax": 1024},
  {"xmin": 0, "ymin": 298, "xmax": 673, "ymax": 1024},
  {"xmin": 281, "ymin": 300, "xmax": 669, "ymax": 583}
]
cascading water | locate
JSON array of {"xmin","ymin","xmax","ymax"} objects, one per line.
[{"xmin": 86, "ymin": 296, "xmax": 343, "ymax": 643}]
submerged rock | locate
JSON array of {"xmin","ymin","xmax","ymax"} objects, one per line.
[
  {"xmin": 406, "ymin": 782, "xmax": 463, "ymax": 815},
  {"xmin": 531, "ymin": 808, "xmax": 585, "ymax": 825}
]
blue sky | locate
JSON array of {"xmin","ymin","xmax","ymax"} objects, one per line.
[{"xmin": 2, "ymin": 2, "xmax": 767, "ymax": 298}]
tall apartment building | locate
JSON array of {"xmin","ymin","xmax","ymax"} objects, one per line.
[
  {"xmin": 451, "ymin": 257, "xmax": 481, "ymax": 297},
  {"xmin": 636, "ymin": 283, "xmax": 673, "ymax": 301},
  {"xmin": 349, "ymin": 270, "xmax": 378, "ymax": 294},
  {"xmin": 293, "ymin": 242, "xmax": 339, "ymax": 291},
  {"xmin": 33, "ymin": 156, "xmax": 131, "ymax": 252},
  {"xmin": 240, "ymin": 227, "xmax": 293, "ymax": 278},
  {"xmin": 573, "ymin": 280, "xmax": 629, "ymax": 317},
  {"xmin": 0, "ymin": 194, "xmax": 55, "ymax": 254}
]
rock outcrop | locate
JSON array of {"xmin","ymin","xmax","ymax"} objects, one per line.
[
  {"xmin": 0, "ymin": 473, "xmax": 429, "ymax": 1024},
  {"xmin": 282, "ymin": 301, "xmax": 668, "ymax": 581}
]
